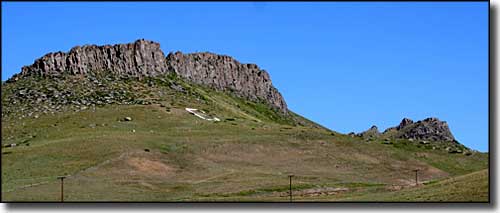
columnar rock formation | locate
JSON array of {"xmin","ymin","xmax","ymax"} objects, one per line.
[
  {"xmin": 166, "ymin": 51, "xmax": 287, "ymax": 113},
  {"xmin": 17, "ymin": 39, "xmax": 168, "ymax": 78},
  {"xmin": 10, "ymin": 39, "xmax": 287, "ymax": 113}
]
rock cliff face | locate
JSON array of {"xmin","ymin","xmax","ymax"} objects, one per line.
[
  {"xmin": 16, "ymin": 39, "xmax": 168, "ymax": 79},
  {"xmin": 166, "ymin": 51, "xmax": 287, "ymax": 113},
  {"xmin": 384, "ymin": 117, "xmax": 456, "ymax": 142},
  {"xmin": 9, "ymin": 39, "xmax": 288, "ymax": 113}
]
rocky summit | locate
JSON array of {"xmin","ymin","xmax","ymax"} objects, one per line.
[
  {"xmin": 397, "ymin": 118, "xmax": 414, "ymax": 130},
  {"xmin": 9, "ymin": 39, "xmax": 287, "ymax": 113},
  {"xmin": 384, "ymin": 117, "xmax": 457, "ymax": 142},
  {"xmin": 15, "ymin": 39, "xmax": 169, "ymax": 79}
]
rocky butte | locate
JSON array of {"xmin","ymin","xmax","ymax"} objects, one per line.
[{"xmin": 11, "ymin": 39, "xmax": 288, "ymax": 113}]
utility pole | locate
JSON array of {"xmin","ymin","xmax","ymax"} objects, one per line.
[
  {"xmin": 413, "ymin": 169, "xmax": 419, "ymax": 186},
  {"xmin": 288, "ymin": 175, "xmax": 294, "ymax": 202},
  {"xmin": 57, "ymin": 176, "xmax": 66, "ymax": 202}
]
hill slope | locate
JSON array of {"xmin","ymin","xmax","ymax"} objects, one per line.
[
  {"xmin": 1, "ymin": 74, "xmax": 488, "ymax": 201},
  {"xmin": 1, "ymin": 40, "xmax": 488, "ymax": 202},
  {"xmin": 337, "ymin": 169, "xmax": 489, "ymax": 202}
]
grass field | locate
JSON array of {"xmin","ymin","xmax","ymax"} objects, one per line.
[
  {"xmin": 335, "ymin": 169, "xmax": 489, "ymax": 202},
  {"xmin": 1, "ymin": 76, "xmax": 489, "ymax": 202}
]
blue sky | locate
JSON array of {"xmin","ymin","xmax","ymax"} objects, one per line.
[{"xmin": 2, "ymin": 2, "xmax": 489, "ymax": 151}]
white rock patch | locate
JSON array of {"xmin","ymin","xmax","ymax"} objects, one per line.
[{"xmin": 185, "ymin": 108, "xmax": 220, "ymax": 122}]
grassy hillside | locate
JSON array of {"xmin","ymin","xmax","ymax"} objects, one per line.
[
  {"xmin": 1, "ymin": 75, "xmax": 488, "ymax": 202},
  {"xmin": 336, "ymin": 169, "xmax": 489, "ymax": 202}
]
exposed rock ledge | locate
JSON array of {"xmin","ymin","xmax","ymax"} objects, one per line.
[{"xmin": 9, "ymin": 39, "xmax": 287, "ymax": 113}]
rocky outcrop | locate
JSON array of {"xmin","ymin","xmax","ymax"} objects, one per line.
[
  {"xmin": 7, "ymin": 39, "xmax": 288, "ymax": 113},
  {"xmin": 15, "ymin": 39, "xmax": 168, "ymax": 79},
  {"xmin": 356, "ymin": 125, "xmax": 381, "ymax": 138},
  {"xmin": 398, "ymin": 118, "xmax": 414, "ymax": 130},
  {"xmin": 384, "ymin": 117, "xmax": 456, "ymax": 142},
  {"xmin": 166, "ymin": 51, "xmax": 287, "ymax": 113},
  {"xmin": 383, "ymin": 118, "xmax": 414, "ymax": 133}
]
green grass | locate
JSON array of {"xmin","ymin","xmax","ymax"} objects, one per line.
[
  {"xmin": 1, "ymin": 75, "xmax": 489, "ymax": 202},
  {"xmin": 386, "ymin": 139, "xmax": 487, "ymax": 176},
  {"xmin": 338, "ymin": 169, "xmax": 489, "ymax": 202}
]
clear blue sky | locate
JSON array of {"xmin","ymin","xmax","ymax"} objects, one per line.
[{"xmin": 2, "ymin": 2, "xmax": 489, "ymax": 151}]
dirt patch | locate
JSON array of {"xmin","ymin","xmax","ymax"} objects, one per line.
[
  {"xmin": 389, "ymin": 162, "xmax": 448, "ymax": 186},
  {"xmin": 278, "ymin": 187, "xmax": 349, "ymax": 197},
  {"xmin": 127, "ymin": 157, "xmax": 174, "ymax": 177},
  {"xmin": 421, "ymin": 166, "xmax": 448, "ymax": 178},
  {"xmin": 388, "ymin": 159, "xmax": 449, "ymax": 185}
]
